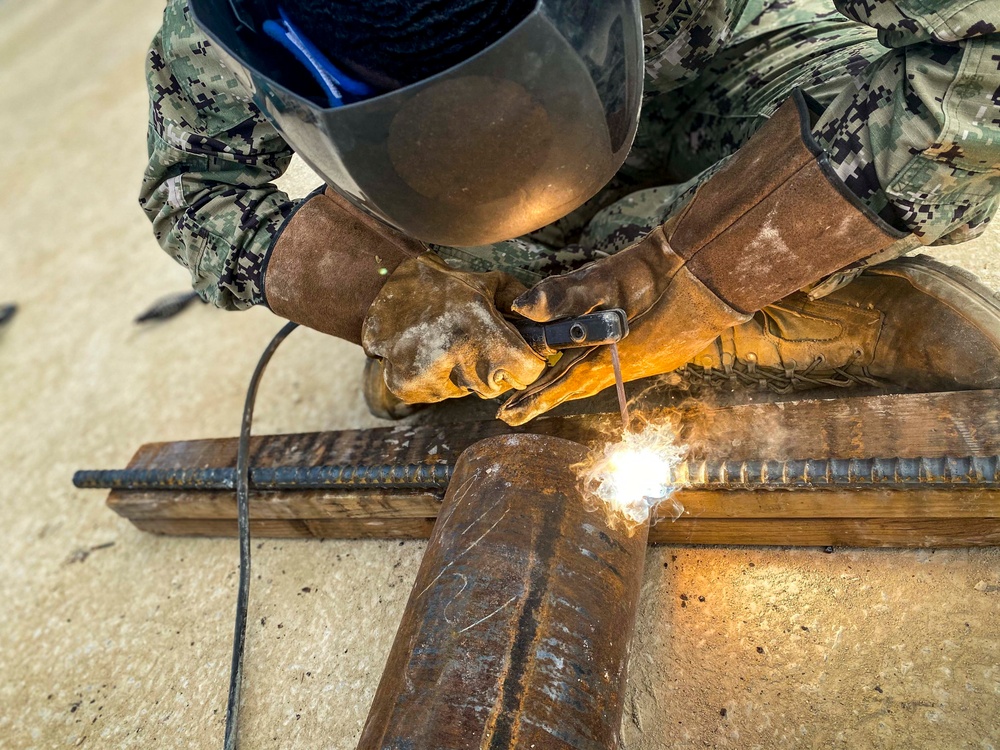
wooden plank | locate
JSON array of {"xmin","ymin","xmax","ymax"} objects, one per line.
[
  {"xmin": 116, "ymin": 390, "xmax": 1000, "ymax": 472},
  {"xmin": 103, "ymin": 390, "xmax": 1000, "ymax": 547},
  {"xmin": 131, "ymin": 517, "xmax": 437, "ymax": 540},
  {"xmin": 647, "ymin": 518, "xmax": 1000, "ymax": 548},
  {"xmin": 127, "ymin": 517, "xmax": 1000, "ymax": 548},
  {"xmin": 672, "ymin": 488, "xmax": 1000, "ymax": 519},
  {"xmin": 110, "ymin": 489, "xmax": 442, "ymax": 520},
  {"xmin": 684, "ymin": 389, "xmax": 1000, "ymax": 460},
  {"xmin": 109, "ymin": 487, "xmax": 1000, "ymax": 521}
]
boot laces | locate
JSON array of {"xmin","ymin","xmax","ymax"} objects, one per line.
[{"xmin": 678, "ymin": 350, "xmax": 883, "ymax": 395}]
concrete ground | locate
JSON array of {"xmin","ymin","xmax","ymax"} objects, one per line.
[{"xmin": 1, "ymin": 1, "xmax": 998, "ymax": 747}]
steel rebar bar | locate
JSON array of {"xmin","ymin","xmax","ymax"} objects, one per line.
[{"xmin": 74, "ymin": 454, "xmax": 1000, "ymax": 492}]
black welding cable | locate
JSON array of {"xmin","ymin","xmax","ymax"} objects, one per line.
[{"xmin": 224, "ymin": 321, "xmax": 299, "ymax": 750}]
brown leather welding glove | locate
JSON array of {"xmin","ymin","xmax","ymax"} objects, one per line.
[
  {"xmin": 264, "ymin": 187, "xmax": 425, "ymax": 344},
  {"xmin": 362, "ymin": 253, "xmax": 547, "ymax": 403},
  {"xmin": 498, "ymin": 91, "xmax": 906, "ymax": 426}
]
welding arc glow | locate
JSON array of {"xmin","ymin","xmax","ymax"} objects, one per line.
[{"xmin": 576, "ymin": 422, "xmax": 687, "ymax": 529}]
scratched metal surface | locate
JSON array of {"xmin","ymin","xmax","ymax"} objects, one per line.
[{"xmin": 358, "ymin": 435, "xmax": 649, "ymax": 748}]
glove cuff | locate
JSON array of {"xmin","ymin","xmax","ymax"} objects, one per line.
[
  {"xmin": 264, "ymin": 188, "xmax": 425, "ymax": 344},
  {"xmin": 665, "ymin": 90, "xmax": 909, "ymax": 315}
]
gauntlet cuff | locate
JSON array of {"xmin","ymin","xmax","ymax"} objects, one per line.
[
  {"xmin": 264, "ymin": 188, "xmax": 425, "ymax": 344},
  {"xmin": 665, "ymin": 91, "xmax": 909, "ymax": 315}
]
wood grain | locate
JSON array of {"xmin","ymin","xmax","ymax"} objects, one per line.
[
  {"xmin": 104, "ymin": 390, "xmax": 1000, "ymax": 547},
  {"xmin": 127, "ymin": 517, "xmax": 1000, "ymax": 548},
  {"xmin": 111, "ymin": 487, "xmax": 999, "ymax": 521}
]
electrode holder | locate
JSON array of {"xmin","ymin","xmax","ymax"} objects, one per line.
[{"xmin": 513, "ymin": 308, "xmax": 628, "ymax": 357}]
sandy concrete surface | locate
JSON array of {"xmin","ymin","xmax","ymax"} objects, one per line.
[{"xmin": 0, "ymin": 1, "xmax": 998, "ymax": 748}]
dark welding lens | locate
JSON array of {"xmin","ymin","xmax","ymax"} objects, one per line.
[{"xmin": 191, "ymin": 0, "xmax": 643, "ymax": 246}]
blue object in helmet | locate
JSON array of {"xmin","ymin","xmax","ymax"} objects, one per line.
[{"xmin": 262, "ymin": 7, "xmax": 376, "ymax": 107}]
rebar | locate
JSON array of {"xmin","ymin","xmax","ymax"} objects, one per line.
[
  {"xmin": 674, "ymin": 455, "xmax": 1000, "ymax": 488},
  {"xmin": 74, "ymin": 455, "xmax": 1000, "ymax": 492},
  {"xmin": 73, "ymin": 463, "xmax": 453, "ymax": 491}
]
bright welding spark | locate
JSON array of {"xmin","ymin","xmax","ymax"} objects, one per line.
[{"xmin": 576, "ymin": 421, "xmax": 687, "ymax": 530}]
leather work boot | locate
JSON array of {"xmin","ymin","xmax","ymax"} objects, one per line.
[
  {"xmin": 362, "ymin": 357, "xmax": 426, "ymax": 420},
  {"xmin": 677, "ymin": 255, "xmax": 1000, "ymax": 394}
]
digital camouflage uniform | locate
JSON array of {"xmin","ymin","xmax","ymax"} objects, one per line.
[{"xmin": 141, "ymin": 0, "xmax": 1000, "ymax": 303}]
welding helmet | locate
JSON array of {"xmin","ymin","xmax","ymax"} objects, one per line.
[{"xmin": 189, "ymin": 0, "xmax": 643, "ymax": 247}]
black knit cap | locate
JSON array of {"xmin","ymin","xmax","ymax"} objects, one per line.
[{"xmin": 279, "ymin": 0, "xmax": 537, "ymax": 88}]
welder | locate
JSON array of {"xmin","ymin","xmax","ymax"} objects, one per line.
[{"xmin": 140, "ymin": 0, "xmax": 1000, "ymax": 425}]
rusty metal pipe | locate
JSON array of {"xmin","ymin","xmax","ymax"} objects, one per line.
[{"xmin": 358, "ymin": 434, "xmax": 648, "ymax": 750}]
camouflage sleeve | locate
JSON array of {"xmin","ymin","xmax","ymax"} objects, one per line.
[
  {"xmin": 139, "ymin": 0, "xmax": 298, "ymax": 310},
  {"xmin": 641, "ymin": 0, "xmax": 751, "ymax": 95},
  {"xmin": 813, "ymin": 0, "xmax": 1000, "ymax": 244}
]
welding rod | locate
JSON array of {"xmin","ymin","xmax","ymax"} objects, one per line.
[{"xmin": 73, "ymin": 455, "xmax": 1000, "ymax": 492}]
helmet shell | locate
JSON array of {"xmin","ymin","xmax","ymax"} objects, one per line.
[{"xmin": 191, "ymin": 0, "xmax": 643, "ymax": 246}]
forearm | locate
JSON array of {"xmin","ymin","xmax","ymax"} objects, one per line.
[
  {"xmin": 833, "ymin": 0, "xmax": 999, "ymax": 47},
  {"xmin": 140, "ymin": 143, "xmax": 300, "ymax": 309},
  {"xmin": 140, "ymin": 0, "xmax": 299, "ymax": 309},
  {"xmin": 814, "ymin": 0, "xmax": 1000, "ymax": 244}
]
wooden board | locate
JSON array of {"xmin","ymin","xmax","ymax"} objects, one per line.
[
  {"xmin": 129, "ymin": 517, "xmax": 1000, "ymax": 548},
  {"xmin": 104, "ymin": 390, "xmax": 1000, "ymax": 547},
  {"xmin": 113, "ymin": 486, "xmax": 1000, "ymax": 522}
]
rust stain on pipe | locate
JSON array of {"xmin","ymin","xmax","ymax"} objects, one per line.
[{"xmin": 358, "ymin": 434, "xmax": 649, "ymax": 749}]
